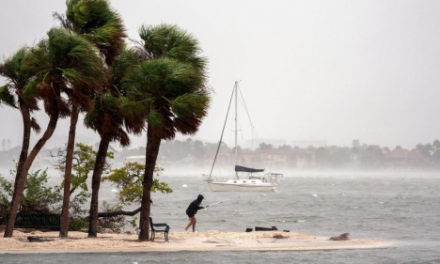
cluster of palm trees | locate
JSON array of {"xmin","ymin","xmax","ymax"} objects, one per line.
[{"xmin": 0, "ymin": 0, "xmax": 209, "ymax": 241}]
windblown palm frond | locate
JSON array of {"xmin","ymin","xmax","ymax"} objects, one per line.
[
  {"xmin": 0, "ymin": 48, "xmax": 30, "ymax": 87},
  {"xmin": 0, "ymin": 48, "xmax": 39, "ymax": 111},
  {"xmin": 84, "ymin": 46, "xmax": 145, "ymax": 138},
  {"xmin": 122, "ymin": 24, "xmax": 209, "ymax": 139},
  {"xmin": 110, "ymin": 46, "xmax": 143, "ymax": 91},
  {"xmin": 172, "ymin": 91, "xmax": 210, "ymax": 134},
  {"xmin": 84, "ymin": 92, "xmax": 130, "ymax": 146},
  {"xmin": 0, "ymin": 84, "xmax": 16, "ymax": 108},
  {"xmin": 139, "ymin": 24, "xmax": 207, "ymax": 73},
  {"xmin": 24, "ymin": 27, "xmax": 107, "ymax": 116},
  {"xmin": 66, "ymin": 0, "xmax": 126, "ymax": 64},
  {"xmin": 124, "ymin": 58, "xmax": 204, "ymax": 98}
]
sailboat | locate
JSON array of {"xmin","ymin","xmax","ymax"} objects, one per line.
[{"xmin": 207, "ymin": 81, "xmax": 282, "ymax": 192}]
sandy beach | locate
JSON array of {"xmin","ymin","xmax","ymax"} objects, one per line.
[{"xmin": 0, "ymin": 230, "xmax": 392, "ymax": 254}]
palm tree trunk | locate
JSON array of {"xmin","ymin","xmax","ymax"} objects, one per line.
[
  {"xmin": 12, "ymin": 104, "xmax": 31, "ymax": 197},
  {"xmin": 88, "ymin": 137, "xmax": 110, "ymax": 237},
  {"xmin": 6, "ymin": 103, "xmax": 31, "ymax": 233},
  {"xmin": 60, "ymin": 105, "xmax": 80, "ymax": 238},
  {"xmin": 4, "ymin": 114, "xmax": 59, "ymax": 237},
  {"xmin": 138, "ymin": 127, "xmax": 161, "ymax": 241}
]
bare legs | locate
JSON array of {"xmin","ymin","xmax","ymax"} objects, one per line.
[{"xmin": 184, "ymin": 216, "xmax": 197, "ymax": 232}]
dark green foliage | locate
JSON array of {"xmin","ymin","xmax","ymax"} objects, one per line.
[
  {"xmin": 65, "ymin": 0, "xmax": 126, "ymax": 64},
  {"xmin": 84, "ymin": 92, "xmax": 130, "ymax": 146},
  {"xmin": 0, "ymin": 48, "xmax": 39, "ymax": 110},
  {"xmin": 139, "ymin": 24, "xmax": 207, "ymax": 72},
  {"xmin": 54, "ymin": 142, "xmax": 113, "ymax": 216},
  {"xmin": 118, "ymin": 97, "xmax": 146, "ymax": 134},
  {"xmin": 0, "ymin": 175, "xmax": 12, "ymax": 217},
  {"xmin": 0, "ymin": 169, "xmax": 62, "ymax": 217},
  {"xmin": 124, "ymin": 58, "xmax": 203, "ymax": 99},
  {"xmin": 111, "ymin": 46, "xmax": 143, "ymax": 86},
  {"xmin": 0, "ymin": 48, "xmax": 34, "ymax": 90},
  {"xmin": 122, "ymin": 24, "xmax": 209, "ymax": 140},
  {"xmin": 22, "ymin": 170, "xmax": 62, "ymax": 213},
  {"xmin": 84, "ymin": 47, "xmax": 145, "ymax": 143},
  {"xmin": 103, "ymin": 162, "xmax": 172, "ymax": 206},
  {"xmin": 25, "ymin": 28, "xmax": 107, "ymax": 115},
  {"xmin": 172, "ymin": 92, "xmax": 209, "ymax": 119},
  {"xmin": 172, "ymin": 91, "xmax": 209, "ymax": 134},
  {"xmin": 68, "ymin": 217, "xmax": 88, "ymax": 231},
  {"xmin": 14, "ymin": 213, "xmax": 60, "ymax": 230},
  {"xmin": 0, "ymin": 84, "xmax": 16, "ymax": 108}
]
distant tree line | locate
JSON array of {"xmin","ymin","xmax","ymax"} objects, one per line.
[{"xmin": 118, "ymin": 138, "xmax": 440, "ymax": 170}]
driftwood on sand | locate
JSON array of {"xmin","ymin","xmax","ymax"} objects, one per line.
[
  {"xmin": 329, "ymin": 232, "xmax": 350, "ymax": 241},
  {"xmin": 255, "ymin": 226, "xmax": 278, "ymax": 231},
  {"xmin": 272, "ymin": 234, "xmax": 288, "ymax": 239},
  {"xmin": 27, "ymin": 236, "xmax": 55, "ymax": 242}
]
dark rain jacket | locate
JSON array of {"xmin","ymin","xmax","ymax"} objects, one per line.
[{"xmin": 186, "ymin": 194, "xmax": 204, "ymax": 217}]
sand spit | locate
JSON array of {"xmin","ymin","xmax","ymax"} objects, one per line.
[{"xmin": 0, "ymin": 230, "xmax": 392, "ymax": 254}]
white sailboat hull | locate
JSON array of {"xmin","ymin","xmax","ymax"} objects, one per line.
[{"xmin": 208, "ymin": 179, "xmax": 277, "ymax": 192}]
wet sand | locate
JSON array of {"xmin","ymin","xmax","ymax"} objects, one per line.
[{"xmin": 0, "ymin": 230, "xmax": 393, "ymax": 253}]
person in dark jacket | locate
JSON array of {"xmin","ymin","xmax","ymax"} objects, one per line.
[{"xmin": 184, "ymin": 194, "xmax": 205, "ymax": 232}]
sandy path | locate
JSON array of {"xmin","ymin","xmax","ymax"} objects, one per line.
[{"xmin": 0, "ymin": 230, "xmax": 393, "ymax": 253}]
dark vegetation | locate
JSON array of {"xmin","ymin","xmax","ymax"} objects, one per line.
[{"xmin": 0, "ymin": 143, "xmax": 171, "ymax": 232}]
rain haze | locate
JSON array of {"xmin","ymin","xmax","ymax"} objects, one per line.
[
  {"xmin": 2, "ymin": 2, "xmax": 440, "ymax": 262},
  {"xmin": 1, "ymin": 0, "xmax": 440, "ymax": 149}
]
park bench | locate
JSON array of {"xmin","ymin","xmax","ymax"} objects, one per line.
[{"xmin": 149, "ymin": 217, "xmax": 170, "ymax": 242}]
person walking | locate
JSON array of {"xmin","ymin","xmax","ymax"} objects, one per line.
[{"xmin": 184, "ymin": 194, "xmax": 205, "ymax": 232}]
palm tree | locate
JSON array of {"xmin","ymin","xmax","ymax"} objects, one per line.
[
  {"xmin": 55, "ymin": 0, "xmax": 126, "ymax": 238},
  {"xmin": 123, "ymin": 24, "xmax": 209, "ymax": 241},
  {"xmin": 85, "ymin": 46, "xmax": 142, "ymax": 237},
  {"xmin": 84, "ymin": 92, "xmax": 129, "ymax": 237},
  {"xmin": 3, "ymin": 27, "xmax": 106, "ymax": 237},
  {"xmin": 0, "ymin": 48, "xmax": 40, "ymax": 232}
]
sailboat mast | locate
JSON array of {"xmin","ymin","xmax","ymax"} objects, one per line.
[
  {"xmin": 208, "ymin": 83, "xmax": 235, "ymax": 181},
  {"xmin": 234, "ymin": 81, "xmax": 238, "ymax": 179}
]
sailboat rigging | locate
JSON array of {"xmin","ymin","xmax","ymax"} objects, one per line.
[{"xmin": 207, "ymin": 81, "xmax": 282, "ymax": 192}]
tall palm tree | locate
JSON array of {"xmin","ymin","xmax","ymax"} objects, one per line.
[
  {"xmin": 56, "ymin": 0, "xmax": 126, "ymax": 238},
  {"xmin": 3, "ymin": 27, "xmax": 106, "ymax": 237},
  {"xmin": 84, "ymin": 92, "xmax": 129, "ymax": 237},
  {"xmin": 0, "ymin": 48, "xmax": 40, "ymax": 228},
  {"xmin": 85, "ymin": 46, "xmax": 142, "ymax": 237},
  {"xmin": 122, "ymin": 24, "xmax": 209, "ymax": 241}
]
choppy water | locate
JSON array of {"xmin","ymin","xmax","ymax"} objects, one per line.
[{"xmin": 2, "ymin": 172, "xmax": 440, "ymax": 263}]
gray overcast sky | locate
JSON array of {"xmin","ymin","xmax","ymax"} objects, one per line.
[{"xmin": 1, "ymin": 0, "xmax": 440, "ymax": 149}]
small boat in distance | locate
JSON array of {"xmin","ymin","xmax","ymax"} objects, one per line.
[
  {"xmin": 208, "ymin": 165, "xmax": 282, "ymax": 192},
  {"xmin": 207, "ymin": 81, "xmax": 282, "ymax": 192}
]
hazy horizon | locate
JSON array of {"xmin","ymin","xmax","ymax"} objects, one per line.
[{"xmin": 1, "ymin": 0, "xmax": 440, "ymax": 150}]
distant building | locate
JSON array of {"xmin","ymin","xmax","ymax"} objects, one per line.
[
  {"xmin": 352, "ymin": 139, "xmax": 360, "ymax": 149},
  {"xmin": 290, "ymin": 140, "xmax": 327, "ymax": 148}
]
